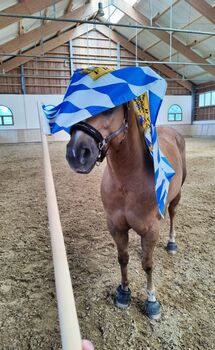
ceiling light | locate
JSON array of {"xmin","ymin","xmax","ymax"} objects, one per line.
[{"xmin": 97, "ymin": 2, "xmax": 105, "ymax": 17}]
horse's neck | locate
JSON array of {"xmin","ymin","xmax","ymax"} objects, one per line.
[{"xmin": 107, "ymin": 109, "xmax": 153, "ymax": 186}]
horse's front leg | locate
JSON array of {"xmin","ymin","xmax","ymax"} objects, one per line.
[
  {"xmin": 140, "ymin": 222, "xmax": 161, "ymax": 319},
  {"xmin": 107, "ymin": 218, "xmax": 131, "ymax": 309}
]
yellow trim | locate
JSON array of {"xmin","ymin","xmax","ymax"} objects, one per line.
[
  {"xmin": 132, "ymin": 92, "xmax": 153, "ymax": 150},
  {"xmin": 81, "ymin": 67, "xmax": 114, "ymax": 80}
]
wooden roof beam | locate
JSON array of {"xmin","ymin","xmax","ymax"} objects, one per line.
[
  {"xmin": 0, "ymin": 24, "xmax": 91, "ymax": 73},
  {"xmin": 1, "ymin": 21, "xmax": 193, "ymax": 91},
  {"xmin": 128, "ymin": 0, "xmax": 179, "ymax": 41},
  {"xmin": 0, "ymin": 3, "xmax": 97, "ymax": 57},
  {"xmin": 19, "ymin": 20, "xmax": 25, "ymax": 35},
  {"xmin": 112, "ymin": 0, "xmax": 215, "ymax": 77},
  {"xmin": 196, "ymin": 81, "xmax": 215, "ymax": 90},
  {"xmin": 57, "ymin": 1, "xmax": 74, "ymax": 36},
  {"xmin": 43, "ymin": 8, "xmax": 49, "ymax": 25},
  {"xmin": 96, "ymin": 25, "xmax": 193, "ymax": 91},
  {"xmin": 0, "ymin": 0, "xmax": 62, "ymax": 30},
  {"xmin": 185, "ymin": 0, "xmax": 215, "ymax": 24},
  {"xmin": 204, "ymin": 54, "xmax": 212, "ymax": 60},
  {"xmin": 188, "ymin": 71, "xmax": 209, "ymax": 80},
  {"xmin": 151, "ymin": 0, "xmax": 180, "ymax": 23},
  {"xmin": 186, "ymin": 39, "xmax": 198, "ymax": 48},
  {"xmin": 152, "ymin": 12, "xmax": 160, "ymax": 23},
  {"xmin": 174, "ymin": 12, "xmax": 212, "ymax": 45},
  {"xmin": 65, "ymin": 0, "xmax": 73, "ymax": 14}
]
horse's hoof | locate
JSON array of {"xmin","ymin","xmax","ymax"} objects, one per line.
[
  {"xmin": 115, "ymin": 285, "xmax": 131, "ymax": 309},
  {"xmin": 143, "ymin": 300, "xmax": 161, "ymax": 320},
  {"xmin": 166, "ymin": 241, "xmax": 178, "ymax": 254}
]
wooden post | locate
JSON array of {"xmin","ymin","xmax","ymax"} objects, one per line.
[
  {"xmin": 69, "ymin": 39, "xmax": 74, "ymax": 76},
  {"xmin": 38, "ymin": 104, "xmax": 82, "ymax": 350},
  {"xmin": 20, "ymin": 64, "xmax": 26, "ymax": 94},
  {"xmin": 116, "ymin": 42, "xmax": 120, "ymax": 68},
  {"xmin": 191, "ymin": 86, "xmax": 196, "ymax": 124}
]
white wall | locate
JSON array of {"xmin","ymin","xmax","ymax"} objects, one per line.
[
  {"xmin": 157, "ymin": 95, "xmax": 192, "ymax": 125},
  {"xmin": 157, "ymin": 95, "xmax": 215, "ymax": 136},
  {"xmin": 0, "ymin": 94, "xmax": 214, "ymax": 143},
  {"xmin": 156, "ymin": 95, "xmax": 194, "ymax": 136},
  {"xmin": 191, "ymin": 120, "xmax": 215, "ymax": 137},
  {"xmin": 0, "ymin": 95, "xmax": 27, "ymax": 129},
  {"xmin": 0, "ymin": 94, "xmax": 70, "ymax": 142}
]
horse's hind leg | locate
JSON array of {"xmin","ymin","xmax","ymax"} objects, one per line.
[
  {"xmin": 107, "ymin": 219, "xmax": 131, "ymax": 309},
  {"xmin": 166, "ymin": 191, "xmax": 181, "ymax": 254}
]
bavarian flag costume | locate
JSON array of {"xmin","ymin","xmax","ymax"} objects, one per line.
[{"xmin": 42, "ymin": 66, "xmax": 175, "ymax": 217}]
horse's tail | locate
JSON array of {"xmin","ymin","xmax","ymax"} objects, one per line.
[{"xmin": 175, "ymin": 131, "xmax": 187, "ymax": 186}]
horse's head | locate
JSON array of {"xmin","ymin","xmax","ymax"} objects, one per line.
[{"xmin": 66, "ymin": 104, "xmax": 128, "ymax": 173}]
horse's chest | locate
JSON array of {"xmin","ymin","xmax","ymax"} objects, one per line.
[{"xmin": 102, "ymin": 185, "xmax": 157, "ymax": 232}]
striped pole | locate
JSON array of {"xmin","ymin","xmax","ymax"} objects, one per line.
[{"xmin": 38, "ymin": 103, "xmax": 82, "ymax": 350}]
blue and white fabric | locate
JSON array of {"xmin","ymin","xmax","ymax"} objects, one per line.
[
  {"xmin": 42, "ymin": 66, "xmax": 175, "ymax": 217},
  {"xmin": 148, "ymin": 123, "xmax": 175, "ymax": 216}
]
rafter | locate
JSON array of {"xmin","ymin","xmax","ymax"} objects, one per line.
[
  {"xmin": 19, "ymin": 20, "xmax": 25, "ymax": 35},
  {"xmin": 0, "ymin": 0, "xmax": 62, "ymax": 30},
  {"xmin": 128, "ymin": 0, "xmax": 179, "ymax": 42},
  {"xmin": 174, "ymin": 12, "xmax": 213, "ymax": 47},
  {"xmin": 186, "ymin": 39, "xmax": 198, "ymax": 48},
  {"xmin": 189, "ymin": 71, "xmax": 209, "ymax": 80},
  {"xmin": 65, "ymin": 0, "xmax": 73, "ymax": 14},
  {"xmin": 151, "ymin": 0, "xmax": 180, "ymax": 22},
  {"xmin": 0, "ymin": 24, "xmax": 91, "ymax": 73},
  {"xmin": 56, "ymin": 0, "xmax": 73, "ymax": 36},
  {"xmin": 112, "ymin": 0, "xmax": 215, "ymax": 77},
  {"xmin": 142, "ymin": 39, "xmax": 161, "ymax": 52},
  {"xmin": 196, "ymin": 81, "xmax": 215, "ymax": 89},
  {"xmin": 152, "ymin": 12, "xmax": 160, "ymax": 22},
  {"xmin": 138, "ymin": 13, "xmax": 208, "ymax": 52},
  {"xmin": 43, "ymin": 8, "xmax": 49, "ymax": 25},
  {"xmin": 96, "ymin": 26, "xmax": 193, "ymax": 91},
  {"xmin": 0, "ymin": 3, "xmax": 97, "ymax": 58},
  {"xmin": 204, "ymin": 54, "xmax": 212, "ymax": 60},
  {"xmin": 161, "ymin": 52, "xmax": 178, "ymax": 62},
  {"xmin": 185, "ymin": 0, "xmax": 215, "ymax": 24},
  {"xmin": 0, "ymin": 19, "xmax": 193, "ymax": 91}
]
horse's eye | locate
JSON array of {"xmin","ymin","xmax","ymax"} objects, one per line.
[{"xmin": 102, "ymin": 107, "xmax": 116, "ymax": 116}]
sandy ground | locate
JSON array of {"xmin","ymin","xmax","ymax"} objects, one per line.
[{"xmin": 0, "ymin": 137, "xmax": 214, "ymax": 350}]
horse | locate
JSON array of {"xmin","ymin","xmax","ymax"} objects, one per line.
[{"xmin": 66, "ymin": 101, "xmax": 186, "ymax": 319}]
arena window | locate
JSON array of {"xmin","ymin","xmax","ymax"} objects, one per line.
[
  {"xmin": 168, "ymin": 104, "xmax": 182, "ymax": 122},
  {"xmin": 45, "ymin": 104, "xmax": 55, "ymax": 110},
  {"xmin": 0, "ymin": 105, "xmax": 14, "ymax": 126},
  {"xmin": 199, "ymin": 91, "xmax": 215, "ymax": 107}
]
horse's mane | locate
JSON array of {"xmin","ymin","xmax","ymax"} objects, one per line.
[{"xmin": 130, "ymin": 102, "xmax": 153, "ymax": 165}]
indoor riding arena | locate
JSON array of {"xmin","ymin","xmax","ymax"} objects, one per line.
[{"xmin": 0, "ymin": 1, "xmax": 214, "ymax": 350}]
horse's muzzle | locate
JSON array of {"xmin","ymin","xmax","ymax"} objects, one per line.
[{"xmin": 66, "ymin": 131, "xmax": 99, "ymax": 174}]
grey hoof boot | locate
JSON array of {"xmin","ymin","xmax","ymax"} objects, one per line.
[
  {"xmin": 115, "ymin": 285, "xmax": 131, "ymax": 309},
  {"xmin": 166, "ymin": 241, "xmax": 178, "ymax": 254},
  {"xmin": 143, "ymin": 300, "xmax": 161, "ymax": 320}
]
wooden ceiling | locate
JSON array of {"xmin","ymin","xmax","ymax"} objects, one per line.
[{"xmin": 0, "ymin": 0, "xmax": 214, "ymax": 92}]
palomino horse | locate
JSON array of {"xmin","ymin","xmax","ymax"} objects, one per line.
[{"xmin": 66, "ymin": 102, "xmax": 186, "ymax": 319}]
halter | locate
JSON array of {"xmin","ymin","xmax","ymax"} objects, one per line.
[{"xmin": 70, "ymin": 104, "xmax": 129, "ymax": 162}]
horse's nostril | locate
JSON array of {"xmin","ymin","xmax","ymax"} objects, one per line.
[
  {"xmin": 66, "ymin": 135, "xmax": 99, "ymax": 174},
  {"xmin": 80, "ymin": 147, "xmax": 91, "ymax": 165}
]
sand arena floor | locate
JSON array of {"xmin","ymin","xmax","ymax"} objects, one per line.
[{"xmin": 0, "ymin": 137, "xmax": 214, "ymax": 350}]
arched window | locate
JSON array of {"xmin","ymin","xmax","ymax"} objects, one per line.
[
  {"xmin": 45, "ymin": 104, "xmax": 55, "ymax": 110},
  {"xmin": 168, "ymin": 104, "xmax": 182, "ymax": 122},
  {"xmin": 0, "ymin": 105, "xmax": 14, "ymax": 125}
]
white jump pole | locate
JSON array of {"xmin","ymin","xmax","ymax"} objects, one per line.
[{"xmin": 38, "ymin": 103, "xmax": 82, "ymax": 350}]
